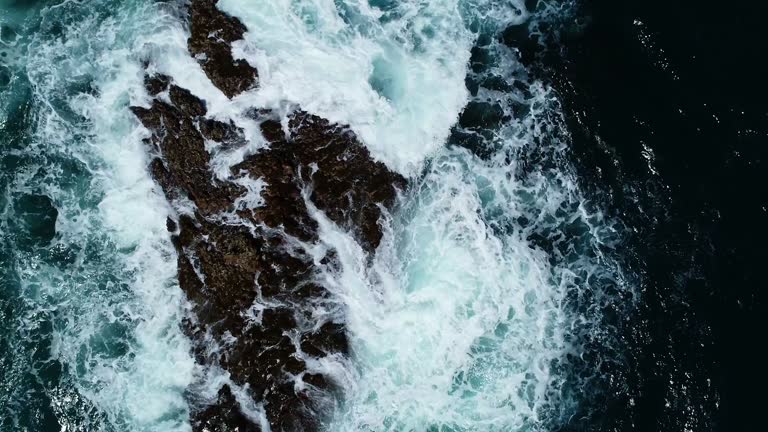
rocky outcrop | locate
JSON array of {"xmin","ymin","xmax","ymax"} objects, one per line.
[
  {"xmin": 188, "ymin": 0, "xmax": 258, "ymax": 98},
  {"xmin": 194, "ymin": 385, "xmax": 260, "ymax": 432},
  {"xmin": 234, "ymin": 113, "xmax": 406, "ymax": 252},
  {"xmin": 131, "ymin": 1, "xmax": 405, "ymax": 430}
]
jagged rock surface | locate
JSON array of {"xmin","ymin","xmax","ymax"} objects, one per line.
[
  {"xmin": 188, "ymin": 0, "xmax": 258, "ymax": 98},
  {"xmin": 130, "ymin": 1, "xmax": 406, "ymax": 430},
  {"xmin": 235, "ymin": 113, "xmax": 406, "ymax": 252}
]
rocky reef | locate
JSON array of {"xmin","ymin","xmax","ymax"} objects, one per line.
[
  {"xmin": 188, "ymin": 0, "xmax": 258, "ymax": 98},
  {"xmin": 130, "ymin": 1, "xmax": 405, "ymax": 430}
]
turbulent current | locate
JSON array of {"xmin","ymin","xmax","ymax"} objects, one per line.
[{"xmin": 1, "ymin": 1, "xmax": 636, "ymax": 431}]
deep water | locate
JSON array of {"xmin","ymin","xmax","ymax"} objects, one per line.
[
  {"xmin": 1, "ymin": 0, "xmax": 765, "ymax": 431},
  {"xmin": 519, "ymin": 0, "xmax": 768, "ymax": 430}
]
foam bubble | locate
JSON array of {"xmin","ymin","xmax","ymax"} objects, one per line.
[{"xmin": 307, "ymin": 145, "xmax": 575, "ymax": 430}]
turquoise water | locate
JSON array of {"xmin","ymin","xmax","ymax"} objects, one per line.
[
  {"xmin": 0, "ymin": 1, "xmax": 630, "ymax": 431},
  {"xmin": 1, "ymin": 1, "xmax": 193, "ymax": 430}
]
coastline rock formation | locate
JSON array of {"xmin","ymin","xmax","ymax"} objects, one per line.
[
  {"xmin": 131, "ymin": 1, "xmax": 405, "ymax": 430},
  {"xmin": 188, "ymin": 0, "xmax": 258, "ymax": 98}
]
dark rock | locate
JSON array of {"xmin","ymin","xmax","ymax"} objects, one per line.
[
  {"xmin": 500, "ymin": 22, "xmax": 539, "ymax": 65},
  {"xmin": 235, "ymin": 111, "xmax": 406, "ymax": 252},
  {"xmin": 0, "ymin": 65, "xmax": 11, "ymax": 88},
  {"xmin": 131, "ymin": 85, "xmax": 242, "ymax": 215},
  {"xmin": 188, "ymin": 0, "xmax": 258, "ymax": 98},
  {"xmin": 148, "ymin": 158, "xmax": 177, "ymax": 198},
  {"xmin": 144, "ymin": 74, "xmax": 170, "ymax": 95},
  {"xmin": 200, "ymin": 118, "xmax": 244, "ymax": 146},
  {"xmin": 130, "ymin": 1, "xmax": 408, "ymax": 430},
  {"xmin": 192, "ymin": 385, "xmax": 261, "ymax": 432},
  {"xmin": 169, "ymin": 85, "xmax": 207, "ymax": 117},
  {"xmin": 258, "ymin": 119, "xmax": 285, "ymax": 143},
  {"xmin": 166, "ymin": 217, "xmax": 177, "ymax": 232},
  {"xmin": 300, "ymin": 322, "xmax": 348, "ymax": 357},
  {"xmin": 459, "ymin": 101, "xmax": 506, "ymax": 130},
  {"xmin": 303, "ymin": 373, "xmax": 328, "ymax": 389}
]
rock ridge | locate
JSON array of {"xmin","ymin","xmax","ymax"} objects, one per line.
[{"xmin": 130, "ymin": 1, "xmax": 405, "ymax": 430}]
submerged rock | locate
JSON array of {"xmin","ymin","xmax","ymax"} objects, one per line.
[
  {"xmin": 143, "ymin": 74, "xmax": 170, "ymax": 96},
  {"xmin": 130, "ymin": 1, "xmax": 406, "ymax": 430},
  {"xmin": 0, "ymin": 65, "xmax": 10, "ymax": 88},
  {"xmin": 13, "ymin": 194, "xmax": 58, "ymax": 247}
]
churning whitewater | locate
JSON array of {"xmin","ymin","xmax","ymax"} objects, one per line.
[{"xmin": 0, "ymin": 0, "xmax": 632, "ymax": 431}]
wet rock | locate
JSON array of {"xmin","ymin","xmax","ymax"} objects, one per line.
[
  {"xmin": 130, "ymin": 1, "xmax": 407, "ymax": 430},
  {"xmin": 500, "ymin": 22, "xmax": 539, "ymax": 65},
  {"xmin": 302, "ymin": 373, "xmax": 328, "ymax": 389},
  {"xmin": 257, "ymin": 117, "xmax": 285, "ymax": 142},
  {"xmin": 459, "ymin": 101, "xmax": 506, "ymax": 130},
  {"xmin": 132, "ymin": 78, "xmax": 404, "ymax": 430},
  {"xmin": 169, "ymin": 85, "xmax": 207, "ymax": 117},
  {"xmin": 130, "ymin": 86, "xmax": 241, "ymax": 215},
  {"xmin": 0, "ymin": 65, "xmax": 10, "ymax": 88},
  {"xmin": 0, "ymin": 24, "xmax": 19, "ymax": 43},
  {"xmin": 192, "ymin": 385, "xmax": 261, "ymax": 432},
  {"xmin": 200, "ymin": 118, "xmax": 244, "ymax": 146},
  {"xmin": 188, "ymin": 0, "xmax": 258, "ymax": 98},
  {"xmin": 300, "ymin": 322, "xmax": 348, "ymax": 357},
  {"xmin": 235, "ymin": 113, "xmax": 406, "ymax": 251},
  {"xmin": 144, "ymin": 73, "xmax": 170, "ymax": 95},
  {"xmin": 166, "ymin": 217, "xmax": 177, "ymax": 232}
]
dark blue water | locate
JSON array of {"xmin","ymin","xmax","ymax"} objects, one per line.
[{"xmin": 522, "ymin": 0, "xmax": 768, "ymax": 430}]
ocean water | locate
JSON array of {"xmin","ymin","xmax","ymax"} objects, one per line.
[
  {"xmin": 1, "ymin": 1, "xmax": 195, "ymax": 430},
  {"xmin": 543, "ymin": 1, "xmax": 768, "ymax": 430},
  {"xmin": 2, "ymin": 0, "xmax": 760, "ymax": 431}
]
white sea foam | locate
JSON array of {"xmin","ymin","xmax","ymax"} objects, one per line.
[
  {"xmin": 213, "ymin": 0, "xmax": 625, "ymax": 428},
  {"xmin": 216, "ymin": 0, "xmax": 476, "ymax": 175},
  {"xmin": 308, "ymin": 139, "xmax": 586, "ymax": 431},
  {"xmin": 14, "ymin": 1, "xmax": 198, "ymax": 430}
]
